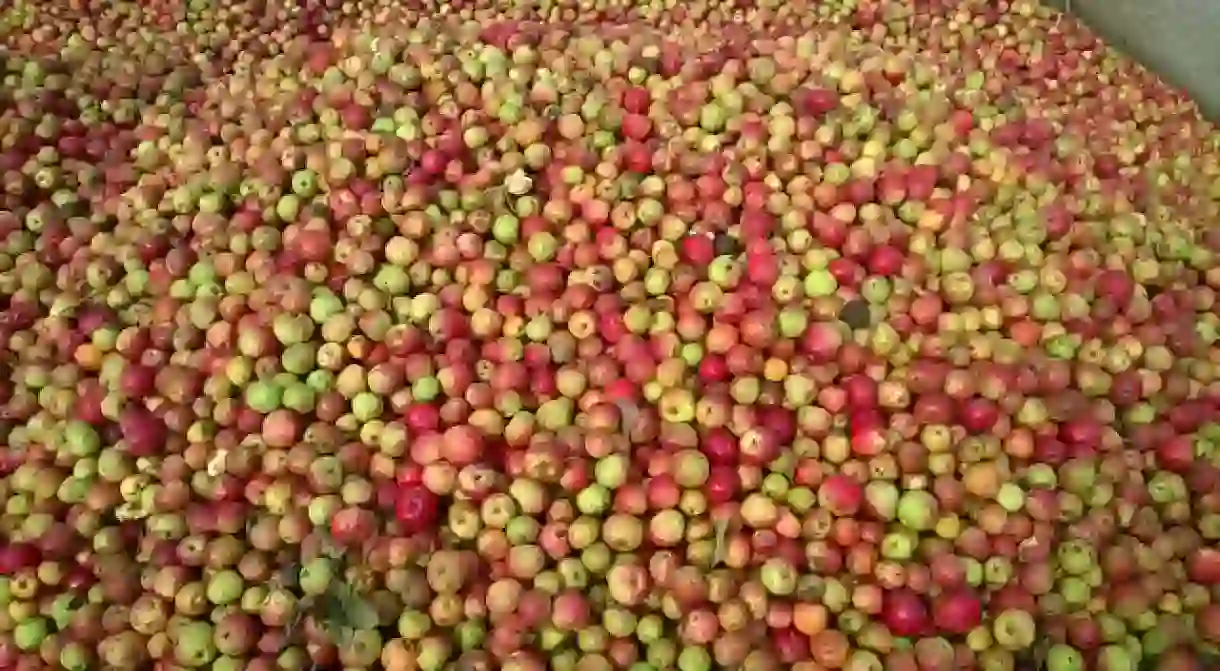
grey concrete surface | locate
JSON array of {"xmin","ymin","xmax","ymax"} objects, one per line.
[{"xmin": 1045, "ymin": 0, "xmax": 1220, "ymax": 122}]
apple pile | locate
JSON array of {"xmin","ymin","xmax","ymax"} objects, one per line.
[{"xmin": 2, "ymin": 0, "xmax": 1220, "ymax": 669}]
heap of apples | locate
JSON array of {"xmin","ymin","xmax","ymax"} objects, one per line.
[{"xmin": 2, "ymin": 0, "xmax": 1220, "ymax": 668}]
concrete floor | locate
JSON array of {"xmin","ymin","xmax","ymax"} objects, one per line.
[{"xmin": 1047, "ymin": 0, "xmax": 1220, "ymax": 122}]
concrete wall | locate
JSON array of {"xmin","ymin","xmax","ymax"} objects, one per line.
[{"xmin": 1047, "ymin": 0, "xmax": 1220, "ymax": 122}]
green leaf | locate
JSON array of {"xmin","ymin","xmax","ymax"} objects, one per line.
[
  {"xmin": 319, "ymin": 590, "xmax": 349, "ymax": 631},
  {"xmin": 1031, "ymin": 636, "xmax": 1050, "ymax": 671},
  {"xmin": 343, "ymin": 596, "xmax": 380, "ymax": 631},
  {"xmin": 316, "ymin": 581, "xmax": 379, "ymax": 639}
]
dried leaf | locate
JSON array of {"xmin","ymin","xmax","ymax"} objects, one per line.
[
  {"xmin": 1017, "ymin": 536, "xmax": 1040, "ymax": 562},
  {"xmin": 114, "ymin": 500, "xmax": 148, "ymax": 522},
  {"xmin": 613, "ymin": 398, "xmax": 639, "ymax": 428},
  {"xmin": 487, "ymin": 186, "xmax": 508, "ymax": 213},
  {"xmin": 505, "ymin": 169, "xmax": 533, "ymax": 196},
  {"xmin": 205, "ymin": 449, "xmax": 228, "ymax": 477},
  {"xmin": 712, "ymin": 518, "xmax": 729, "ymax": 567}
]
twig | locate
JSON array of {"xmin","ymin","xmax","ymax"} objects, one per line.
[
  {"xmin": 284, "ymin": 605, "xmax": 306, "ymax": 640},
  {"xmin": 1054, "ymin": 0, "xmax": 1071, "ymax": 30}
]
